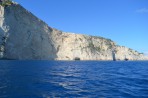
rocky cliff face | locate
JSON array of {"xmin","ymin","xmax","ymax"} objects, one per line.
[
  {"xmin": 0, "ymin": 3, "xmax": 147, "ymax": 60},
  {"xmin": 0, "ymin": 3, "xmax": 57, "ymax": 60},
  {"xmin": 51, "ymin": 29, "xmax": 147, "ymax": 60}
]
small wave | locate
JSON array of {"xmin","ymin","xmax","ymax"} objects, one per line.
[{"xmin": 0, "ymin": 86, "xmax": 7, "ymax": 89}]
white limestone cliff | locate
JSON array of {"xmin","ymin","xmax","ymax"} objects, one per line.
[
  {"xmin": 0, "ymin": 3, "xmax": 147, "ymax": 60},
  {"xmin": 0, "ymin": 3, "xmax": 57, "ymax": 60}
]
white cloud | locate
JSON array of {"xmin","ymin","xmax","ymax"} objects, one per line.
[
  {"xmin": 144, "ymin": 51, "xmax": 148, "ymax": 56},
  {"xmin": 136, "ymin": 8, "xmax": 148, "ymax": 13}
]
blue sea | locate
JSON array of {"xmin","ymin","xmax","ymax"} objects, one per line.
[{"xmin": 0, "ymin": 61, "xmax": 148, "ymax": 98}]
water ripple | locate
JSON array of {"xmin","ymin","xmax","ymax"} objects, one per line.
[{"xmin": 0, "ymin": 61, "xmax": 148, "ymax": 97}]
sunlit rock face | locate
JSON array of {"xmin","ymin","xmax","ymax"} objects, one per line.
[
  {"xmin": 0, "ymin": 3, "xmax": 147, "ymax": 60},
  {"xmin": 51, "ymin": 29, "xmax": 148, "ymax": 60}
]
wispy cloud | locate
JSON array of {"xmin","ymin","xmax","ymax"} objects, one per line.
[{"xmin": 136, "ymin": 8, "xmax": 148, "ymax": 13}]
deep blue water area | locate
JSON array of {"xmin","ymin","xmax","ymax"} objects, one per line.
[{"xmin": 0, "ymin": 61, "xmax": 148, "ymax": 98}]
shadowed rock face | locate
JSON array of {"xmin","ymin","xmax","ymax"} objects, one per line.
[
  {"xmin": 0, "ymin": 4, "xmax": 57, "ymax": 60},
  {"xmin": 0, "ymin": 3, "xmax": 147, "ymax": 60}
]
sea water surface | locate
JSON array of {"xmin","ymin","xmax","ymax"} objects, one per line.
[{"xmin": 0, "ymin": 60, "xmax": 148, "ymax": 98}]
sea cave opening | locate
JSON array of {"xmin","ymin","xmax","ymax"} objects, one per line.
[{"xmin": 74, "ymin": 57, "xmax": 80, "ymax": 60}]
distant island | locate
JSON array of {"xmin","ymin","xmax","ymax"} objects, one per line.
[{"xmin": 0, "ymin": 0, "xmax": 148, "ymax": 60}]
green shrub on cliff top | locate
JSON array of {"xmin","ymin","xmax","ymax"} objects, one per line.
[{"xmin": 0, "ymin": 0, "xmax": 12, "ymax": 7}]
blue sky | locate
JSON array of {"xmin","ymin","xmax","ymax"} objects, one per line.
[{"xmin": 13, "ymin": 0, "xmax": 148, "ymax": 54}]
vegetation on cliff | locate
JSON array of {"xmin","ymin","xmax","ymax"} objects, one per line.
[{"xmin": 0, "ymin": 0, "xmax": 12, "ymax": 7}]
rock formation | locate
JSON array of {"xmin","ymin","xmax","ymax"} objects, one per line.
[{"xmin": 0, "ymin": 2, "xmax": 147, "ymax": 60}]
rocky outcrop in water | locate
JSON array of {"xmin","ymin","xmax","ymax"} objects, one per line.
[{"xmin": 0, "ymin": 3, "xmax": 147, "ymax": 60}]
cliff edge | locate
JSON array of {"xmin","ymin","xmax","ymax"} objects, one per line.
[{"xmin": 0, "ymin": 3, "xmax": 147, "ymax": 60}]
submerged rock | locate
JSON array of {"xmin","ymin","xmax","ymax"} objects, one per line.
[{"xmin": 0, "ymin": 3, "xmax": 147, "ymax": 60}]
